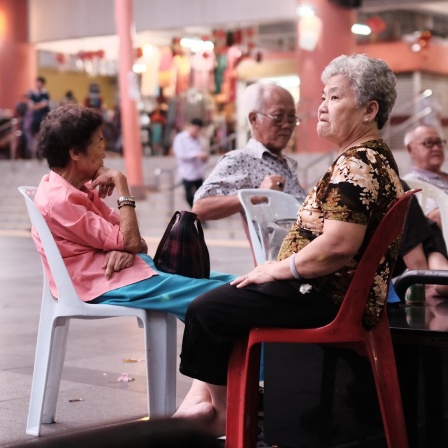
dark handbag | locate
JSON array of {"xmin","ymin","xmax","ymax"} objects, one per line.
[{"xmin": 154, "ymin": 210, "xmax": 210, "ymax": 278}]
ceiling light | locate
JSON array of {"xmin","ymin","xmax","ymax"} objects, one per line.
[
  {"xmin": 296, "ymin": 6, "xmax": 315, "ymax": 18},
  {"xmin": 351, "ymin": 24, "xmax": 371, "ymax": 36}
]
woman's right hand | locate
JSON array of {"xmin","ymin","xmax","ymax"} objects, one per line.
[
  {"xmin": 230, "ymin": 261, "xmax": 279, "ymax": 288},
  {"xmin": 102, "ymin": 250, "xmax": 135, "ymax": 279}
]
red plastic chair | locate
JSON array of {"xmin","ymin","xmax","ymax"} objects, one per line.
[{"xmin": 225, "ymin": 190, "xmax": 417, "ymax": 448}]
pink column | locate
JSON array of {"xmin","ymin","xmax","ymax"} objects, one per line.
[
  {"xmin": 0, "ymin": 0, "xmax": 35, "ymax": 110},
  {"xmin": 296, "ymin": 0, "xmax": 356, "ymax": 153},
  {"xmin": 114, "ymin": 0, "xmax": 145, "ymax": 198}
]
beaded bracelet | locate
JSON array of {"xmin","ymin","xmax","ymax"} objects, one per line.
[
  {"xmin": 118, "ymin": 201, "xmax": 136, "ymax": 210},
  {"xmin": 289, "ymin": 253, "xmax": 302, "ymax": 280},
  {"xmin": 117, "ymin": 196, "xmax": 135, "ymax": 207}
]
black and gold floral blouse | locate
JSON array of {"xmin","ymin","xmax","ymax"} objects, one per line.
[{"xmin": 278, "ymin": 139, "xmax": 404, "ymax": 329}]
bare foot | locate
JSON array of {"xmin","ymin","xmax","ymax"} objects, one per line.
[
  {"xmin": 173, "ymin": 379, "xmax": 214, "ymax": 423},
  {"xmin": 173, "ymin": 380, "xmax": 227, "ymax": 437},
  {"xmin": 173, "ymin": 401, "xmax": 215, "ymax": 423},
  {"xmin": 173, "ymin": 403, "xmax": 225, "ymax": 437},
  {"xmin": 208, "ymin": 407, "xmax": 226, "ymax": 437}
]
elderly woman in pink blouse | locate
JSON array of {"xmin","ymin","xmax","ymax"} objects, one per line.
[{"xmin": 32, "ymin": 104, "xmax": 235, "ymax": 321}]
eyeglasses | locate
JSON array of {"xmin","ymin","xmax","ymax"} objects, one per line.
[
  {"xmin": 416, "ymin": 139, "xmax": 447, "ymax": 148},
  {"xmin": 255, "ymin": 111, "xmax": 302, "ymax": 126}
]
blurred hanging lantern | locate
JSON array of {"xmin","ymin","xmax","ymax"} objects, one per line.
[
  {"xmin": 419, "ymin": 30, "xmax": 432, "ymax": 49},
  {"xmin": 171, "ymin": 37, "xmax": 183, "ymax": 56},
  {"xmin": 410, "ymin": 30, "xmax": 432, "ymax": 53},
  {"xmin": 54, "ymin": 52, "xmax": 69, "ymax": 71},
  {"xmin": 245, "ymin": 27, "xmax": 256, "ymax": 52},
  {"xmin": 365, "ymin": 16, "xmax": 386, "ymax": 35},
  {"xmin": 55, "ymin": 52, "xmax": 66, "ymax": 65},
  {"xmin": 212, "ymin": 29, "xmax": 227, "ymax": 54},
  {"xmin": 298, "ymin": 14, "xmax": 322, "ymax": 51},
  {"xmin": 234, "ymin": 29, "xmax": 243, "ymax": 45}
]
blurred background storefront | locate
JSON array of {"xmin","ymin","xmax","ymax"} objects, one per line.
[{"xmin": 2, "ymin": 0, "xmax": 448, "ymax": 163}]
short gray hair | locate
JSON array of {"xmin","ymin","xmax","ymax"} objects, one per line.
[
  {"xmin": 403, "ymin": 128, "xmax": 417, "ymax": 147},
  {"xmin": 404, "ymin": 125, "xmax": 440, "ymax": 147},
  {"xmin": 241, "ymin": 82, "xmax": 293, "ymax": 125},
  {"xmin": 321, "ymin": 54, "xmax": 397, "ymax": 130}
]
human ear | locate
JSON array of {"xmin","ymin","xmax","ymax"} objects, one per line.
[
  {"xmin": 364, "ymin": 100, "xmax": 379, "ymax": 122},
  {"xmin": 69, "ymin": 148, "xmax": 80, "ymax": 161},
  {"xmin": 248, "ymin": 112, "xmax": 257, "ymax": 127}
]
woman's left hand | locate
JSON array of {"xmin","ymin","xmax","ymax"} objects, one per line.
[
  {"xmin": 89, "ymin": 166, "xmax": 118, "ymax": 198},
  {"xmin": 231, "ymin": 261, "xmax": 278, "ymax": 288}
]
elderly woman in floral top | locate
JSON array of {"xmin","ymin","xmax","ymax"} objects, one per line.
[{"xmin": 174, "ymin": 54, "xmax": 404, "ymax": 435}]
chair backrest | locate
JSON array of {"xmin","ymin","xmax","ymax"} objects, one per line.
[
  {"xmin": 404, "ymin": 178, "xmax": 448, "ymax": 244},
  {"xmin": 335, "ymin": 190, "xmax": 417, "ymax": 329},
  {"xmin": 18, "ymin": 186, "xmax": 87, "ymax": 314},
  {"xmin": 238, "ymin": 189, "xmax": 301, "ymax": 265}
]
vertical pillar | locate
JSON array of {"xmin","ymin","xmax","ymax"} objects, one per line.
[
  {"xmin": 0, "ymin": 0, "xmax": 36, "ymax": 110},
  {"xmin": 114, "ymin": 0, "xmax": 145, "ymax": 198},
  {"xmin": 296, "ymin": 0, "xmax": 356, "ymax": 152},
  {"xmin": 412, "ymin": 71, "xmax": 422, "ymax": 117}
]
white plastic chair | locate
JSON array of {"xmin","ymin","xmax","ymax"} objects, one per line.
[
  {"xmin": 404, "ymin": 178, "xmax": 448, "ymax": 244},
  {"xmin": 18, "ymin": 186, "xmax": 177, "ymax": 436},
  {"xmin": 238, "ymin": 189, "xmax": 301, "ymax": 265}
]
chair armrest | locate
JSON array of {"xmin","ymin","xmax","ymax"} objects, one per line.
[{"xmin": 394, "ymin": 269, "xmax": 448, "ymax": 300}]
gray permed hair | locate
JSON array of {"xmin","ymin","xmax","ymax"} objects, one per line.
[{"xmin": 321, "ymin": 54, "xmax": 397, "ymax": 130}]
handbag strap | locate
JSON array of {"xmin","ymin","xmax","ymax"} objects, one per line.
[
  {"xmin": 154, "ymin": 211, "xmax": 181, "ymax": 260},
  {"xmin": 192, "ymin": 213, "xmax": 205, "ymax": 240},
  {"xmin": 179, "ymin": 210, "xmax": 207, "ymax": 244}
]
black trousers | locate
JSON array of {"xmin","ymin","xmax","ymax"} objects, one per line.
[
  {"xmin": 179, "ymin": 280, "xmax": 339, "ymax": 386},
  {"xmin": 182, "ymin": 179, "xmax": 203, "ymax": 208}
]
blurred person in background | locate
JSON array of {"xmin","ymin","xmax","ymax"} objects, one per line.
[
  {"xmin": 173, "ymin": 118, "xmax": 209, "ymax": 208},
  {"xmin": 29, "ymin": 76, "xmax": 50, "ymax": 157}
]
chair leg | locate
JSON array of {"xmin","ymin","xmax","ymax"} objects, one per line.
[
  {"xmin": 146, "ymin": 312, "xmax": 177, "ymax": 417},
  {"xmin": 42, "ymin": 318, "xmax": 70, "ymax": 424},
  {"xmin": 367, "ymin": 328, "xmax": 409, "ymax": 448},
  {"xmin": 26, "ymin": 316, "xmax": 69, "ymax": 436},
  {"xmin": 226, "ymin": 339, "xmax": 261, "ymax": 448},
  {"xmin": 422, "ymin": 346, "xmax": 444, "ymax": 448},
  {"xmin": 318, "ymin": 348, "xmax": 338, "ymax": 442}
]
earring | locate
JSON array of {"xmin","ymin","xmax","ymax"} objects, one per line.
[{"xmin": 363, "ymin": 117, "xmax": 369, "ymax": 123}]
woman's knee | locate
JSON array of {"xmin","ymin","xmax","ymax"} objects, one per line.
[
  {"xmin": 185, "ymin": 285, "xmax": 230, "ymax": 326},
  {"xmin": 186, "ymin": 291, "xmax": 215, "ymax": 322}
]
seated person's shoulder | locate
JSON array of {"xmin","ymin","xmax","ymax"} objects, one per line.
[
  {"xmin": 402, "ymin": 171, "xmax": 417, "ymax": 181},
  {"xmin": 221, "ymin": 148, "xmax": 254, "ymax": 160},
  {"xmin": 400, "ymin": 179, "xmax": 411, "ymax": 191},
  {"xmin": 211, "ymin": 149, "xmax": 256, "ymax": 168}
]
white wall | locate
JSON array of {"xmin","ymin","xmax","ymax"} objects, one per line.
[
  {"xmin": 29, "ymin": 0, "xmax": 297, "ymax": 43},
  {"xmin": 134, "ymin": 0, "xmax": 296, "ymax": 30},
  {"xmin": 29, "ymin": 0, "xmax": 116, "ymax": 42}
]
